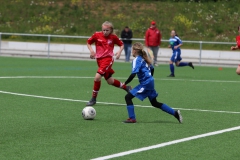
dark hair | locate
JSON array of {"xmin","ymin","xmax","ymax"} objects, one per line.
[
  {"xmin": 172, "ymin": 30, "xmax": 178, "ymax": 37},
  {"xmin": 125, "ymin": 26, "xmax": 129, "ymax": 29},
  {"xmin": 238, "ymin": 26, "xmax": 240, "ymax": 30}
]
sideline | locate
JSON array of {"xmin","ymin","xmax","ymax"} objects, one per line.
[
  {"xmin": 91, "ymin": 126, "xmax": 240, "ymax": 160},
  {"xmin": 0, "ymin": 76, "xmax": 239, "ymax": 83},
  {"xmin": 0, "ymin": 90, "xmax": 240, "ymax": 114}
]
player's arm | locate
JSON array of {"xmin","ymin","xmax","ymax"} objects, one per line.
[
  {"xmin": 87, "ymin": 43, "xmax": 96, "ymax": 59},
  {"xmin": 124, "ymin": 73, "xmax": 136, "ymax": 85},
  {"xmin": 174, "ymin": 38, "xmax": 183, "ymax": 49},
  {"xmin": 87, "ymin": 34, "xmax": 96, "ymax": 59},
  {"xmin": 150, "ymin": 65, "xmax": 154, "ymax": 76},
  {"xmin": 115, "ymin": 37, "xmax": 124, "ymax": 59},
  {"xmin": 231, "ymin": 45, "xmax": 239, "ymax": 50}
]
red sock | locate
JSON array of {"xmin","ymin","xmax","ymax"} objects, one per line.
[
  {"xmin": 112, "ymin": 79, "xmax": 126, "ymax": 89},
  {"xmin": 92, "ymin": 81, "xmax": 101, "ymax": 98}
]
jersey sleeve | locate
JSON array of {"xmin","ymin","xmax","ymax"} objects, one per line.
[
  {"xmin": 87, "ymin": 33, "xmax": 97, "ymax": 44},
  {"xmin": 131, "ymin": 58, "xmax": 140, "ymax": 74},
  {"xmin": 177, "ymin": 36, "xmax": 183, "ymax": 45},
  {"xmin": 113, "ymin": 35, "xmax": 123, "ymax": 46}
]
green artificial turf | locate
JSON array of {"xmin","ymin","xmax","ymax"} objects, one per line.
[{"xmin": 0, "ymin": 57, "xmax": 239, "ymax": 160}]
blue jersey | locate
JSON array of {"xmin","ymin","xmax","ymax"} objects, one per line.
[
  {"xmin": 131, "ymin": 56, "xmax": 154, "ymax": 85},
  {"xmin": 169, "ymin": 36, "xmax": 182, "ymax": 51}
]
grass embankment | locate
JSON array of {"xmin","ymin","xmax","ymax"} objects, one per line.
[{"xmin": 0, "ymin": 0, "xmax": 238, "ymax": 49}]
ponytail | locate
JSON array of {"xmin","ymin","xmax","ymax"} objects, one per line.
[
  {"xmin": 141, "ymin": 49, "xmax": 152, "ymax": 65},
  {"xmin": 132, "ymin": 42, "xmax": 152, "ymax": 65}
]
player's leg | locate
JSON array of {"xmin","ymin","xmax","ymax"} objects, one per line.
[
  {"xmin": 86, "ymin": 72, "xmax": 102, "ymax": 106},
  {"xmin": 168, "ymin": 52, "xmax": 175, "ymax": 77},
  {"xmin": 102, "ymin": 58, "xmax": 131, "ymax": 92},
  {"xmin": 150, "ymin": 97, "xmax": 183, "ymax": 123},
  {"xmin": 106, "ymin": 75, "xmax": 132, "ymax": 92},
  {"xmin": 123, "ymin": 93, "xmax": 136, "ymax": 123},
  {"xmin": 175, "ymin": 51, "xmax": 194, "ymax": 69},
  {"xmin": 236, "ymin": 65, "xmax": 240, "ymax": 75},
  {"xmin": 123, "ymin": 84, "xmax": 149, "ymax": 123}
]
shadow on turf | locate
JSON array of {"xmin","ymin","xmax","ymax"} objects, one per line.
[
  {"xmin": 92, "ymin": 104, "xmax": 179, "ymax": 124},
  {"xmin": 84, "ymin": 119, "xmax": 178, "ymax": 124},
  {"xmin": 139, "ymin": 120, "xmax": 178, "ymax": 124}
]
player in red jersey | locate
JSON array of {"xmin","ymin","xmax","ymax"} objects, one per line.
[
  {"xmin": 86, "ymin": 21, "xmax": 132, "ymax": 106},
  {"xmin": 231, "ymin": 26, "xmax": 240, "ymax": 75}
]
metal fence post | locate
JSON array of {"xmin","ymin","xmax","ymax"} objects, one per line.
[
  {"xmin": 0, "ymin": 32, "xmax": 2, "ymax": 55},
  {"xmin": 47, "ymin": 35, "xmax": 51, "ymax": 58},
  {"xmin": 199, "ymin": 41, "xmax": 202, "ymax": 65}
]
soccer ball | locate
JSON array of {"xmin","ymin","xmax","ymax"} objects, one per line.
[{"xmin": 82, "ymin": 106, "xmax": 96, "ymax": 120}]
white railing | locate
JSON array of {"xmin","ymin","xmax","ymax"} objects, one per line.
[{"xmin": 0, "ymin": 32, "xmax": 236, "ymax": 65}]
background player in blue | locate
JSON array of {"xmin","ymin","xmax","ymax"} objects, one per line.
[
  {"xmin": 168, "ymin": 30, "xmax": 194, "ymax": 77},
  {"xmin": 123, "ymin": 42, "xmax": 182, "ymax": 123}
]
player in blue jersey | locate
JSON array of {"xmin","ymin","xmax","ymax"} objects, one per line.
[
  {"xmin": 123, "ymin": 42, "xmax": 183, "ymax": 123},
  {"xmin": 168, "ymin": 30, "xmax": 194, "ymax": 77}
]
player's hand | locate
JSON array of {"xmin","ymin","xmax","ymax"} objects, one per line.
[
  {"xmin": 174, "ymin": 46, "xmax": 178, "ymax": 50},
  {"xmin": 90, "ymin": 51, "xmax": 96, "ymax": 59},
  {"xmin": 115, "ymin": 51, "xmax": 121, "ymax": 59},
  {"xmin": 231, "ymin": 46, "xmax": 236, "ymax": 50},
  {"xmin": 168, "ymin": 45, "xmax": 171, "ymax": 48}
]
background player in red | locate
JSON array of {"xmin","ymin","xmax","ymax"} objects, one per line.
[
  {"xmin": 231, "ymin": 26, "xmax": 240, "ymax": 75},
  {"xmin": 86, "ymin": 21, "xmax": 131, "ymax": 106}
]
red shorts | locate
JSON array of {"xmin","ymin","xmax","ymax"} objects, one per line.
[{"xmin": 96, "ymin": 56, "xmax": 115, "ymax": 80}]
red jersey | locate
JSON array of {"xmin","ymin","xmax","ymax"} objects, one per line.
[
  {"xmin": 236, "ymin": 35, "xmax": 240, "ymax": 48},
  {"xmin": 145, "ymin": 27, "xmax": 161, "ymax": 47},
  {"xmin": 87, "ymin": 32, "xmax": 123, "ymax": 59}
]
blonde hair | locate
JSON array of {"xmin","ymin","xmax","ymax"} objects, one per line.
[
  {"xmin": 102, "ymin": 21, "xmax": 114, "ymax": 34},
  {"xmin": 132, "ymin": 42, "xmax": 152, "ymax": 65}
]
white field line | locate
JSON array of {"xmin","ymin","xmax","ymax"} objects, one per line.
[
  {"xmin": 0, "ymin": 76, "xmax": 239, "ymax": 83},
  {"xmin": 91, "ymin": 126, "xmax": 240, "ymax": 160},
  {"xmin": 0, "ymin": 90, "xmax": 240, "ymax": 114}
]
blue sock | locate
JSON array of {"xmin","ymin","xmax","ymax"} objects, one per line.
[
  {"xmin": 178, "ymin": 62, "xmax": 188, "ymax": 67},
  {"xmin": 161, "ymin": 104, "xmax": 175, "ymax": 116},
  {"xmin": 170, "ymin": 64, "xmax": 174, "ymax": 75},
  {"xmin": 127, "ymin": 105, "xmax": 136, "ymax": 119}
]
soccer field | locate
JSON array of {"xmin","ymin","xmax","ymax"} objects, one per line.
[{"xmin": 0, "ymin": 57, "xmax": 239, "ymax": 160}]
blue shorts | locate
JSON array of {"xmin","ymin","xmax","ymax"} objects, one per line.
[
  {"xmin": 130, "ymin": 80, "xmax": 158, "ymax": 101},
  {"xmin": 170, "ymin": 50, "xmax": 182, "ymax": 62}
]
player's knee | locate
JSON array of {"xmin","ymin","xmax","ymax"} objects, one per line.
[
  {"xmin": 125, "ymin": 93, "xmax": 134, "ymax": 105},
  {"xmin": 125, "ymin": 93, "xmax": 132, "ymax": 101},
  {"xmin": 169, "ymin": 61, "xmax": 173, "ymax": 64},
  {"xmin": 95, "ymin": 72, "xmax": 102, "ymax": 81},
  {"xmin": 107, "ymin": 80, "xmax": 112, "ymax": 85},
  {"xmin": 150, "ymin": 98, "xmax": 163, "ymax": 108}
]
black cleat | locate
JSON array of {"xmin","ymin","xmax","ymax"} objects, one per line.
[
  {"xmin": 167, "ymin": 74, "xmax": 175, "ymax": 77},
  {"xmin": 124, "ymin": 86, "xmax": 132, "ymax": 93},
  {"xmin": 189, "ymin": 62, "xmax": 194, "ymax": 69},
  {"xmin": 174, "ymin": 110, "xmax": 183, "ymax": 123},
  {"xmin": 86, "ymin": 98, "xmax": 96, "ymax": 106}
]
